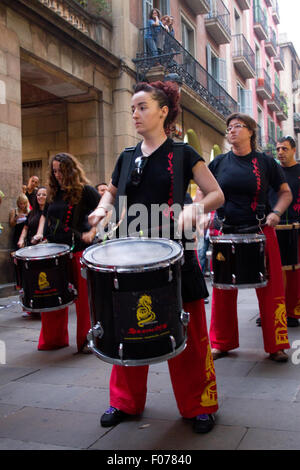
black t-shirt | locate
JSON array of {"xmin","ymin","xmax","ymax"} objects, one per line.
[
  {"xmin": 25, "ymin": 205, "xmax": 48, "ymax": 245},
  {"xmin": 25, "ymin": 190, "xmax": 37, "ymax": 209},
  {"xmin": 208, "ymin": 151, "xmax": 286, "ymax": 226},
  {"xmin": 45, "ymin": 185, "xmax": 100, "ymax": 252},
  {"xmin": 112, "ymin": 138, "xmax": 203, "ymax": 236},
  {"xmin": 111, "ymin": 138, "xmax": 208, "ymax": 301},
  {"xmin": 269, "ymin": 163, "xmax": 300, "ymax": 223}
]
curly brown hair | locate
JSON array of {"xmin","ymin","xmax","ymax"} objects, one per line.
[{"xmin": 48, "ymin": 153, "xmax": 90, "ymax": 205}]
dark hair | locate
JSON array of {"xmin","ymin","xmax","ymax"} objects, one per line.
[
  {"xmin": 134, "ymin": 81, "xmax": 181, "ymax": 135},
  {"xmin": 226, "ymin": 112, "xmax": 257, "ymax": 151},
  {"xmin": 96, "ymin": 182, "xmax": 108, "ymax": 189},
  {"xmin": 149, "ymin": 8, "xmax": 161, "ymax": 19},
  {"xmin": 28, "ymin": 186, "xmax": 48, "ymax": 226},
  {"xmin": 49, "ymin": 152, "xmax": 89, "ymax": 205},
  {"xmin": 278, "ymin": 135, "xmax": 296, "ymax": 148}
]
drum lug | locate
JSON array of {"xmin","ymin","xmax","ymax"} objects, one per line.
[
  {"xmin": 231, "ymin": 244, "xmax": 235, "ymax": 254},
  {"xmin": 118, "ymin": 343, "xmax": 123, "ymax": 360},
  {"xmin": 232, "ymin": 274, "xmax": 236, "ymax": 285},
  {"xmin": 81, "ymin": 267, "xmax": 87, "ymax": 279},
  {"xmin": 92, "ymin": 321, "xmax": 104, "ymax": 339},
  {"xmin": 58, "ymin": 297, "xmax": 62, "ymax": 305},
  {"xmin": 169, "ymin": 335, "xmax": 176, "ymax": 353},
  {"xmin": 114, "ymin": 275, "xmax": 119, "ymax": 290},
  {"xmin": 30, "ymin": 299, "xmax": 33, "ymax": 308},
  {"xmin": 55, "ymin": 258, "xmax": 59, "ymax": 266},
  {"xmin": 259, "ymin": 272, "xmax": 264, "ymax": 282},
  {"xmin": 180, "ymin": 310, "xmax": 190, "ymax": 327},
  {"xmin": 168, "ymin": 266, "xmax": 173, "ymax": 282},
  {"xmin": 25, "ymin": 262, "xmax": 28, "ymax": 270}
]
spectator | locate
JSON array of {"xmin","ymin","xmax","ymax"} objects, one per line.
[
  {"xmin": 25, "ymin": 175, "xmax": 39, "ymax": 209},
  {"xmin": 9, "ymin": 194, "xmax": 30, "ymax": 249},
  {"xmin": 144, "ymin": 8, "xmax": 162, "ymax": 57},
  {"xmin": 17, "ymin": 186, "xmax": 48, "ymax": 248},
  {"xmin": 95, "ymin": 182, "xmax": 108, "ymax": 198}
]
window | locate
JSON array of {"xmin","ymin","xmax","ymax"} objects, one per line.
[
  {"xmin": 23, "ymin": 160, "xmax": 42, "ymax": 186},
  {"xmin": 237, "ymin": 83, "xmax": 252, "ymax": 115},
  {"xmin": 206, "ymin": 44, "xmax": 227, "ymax": 90},
  {"xmin": 182, "ymin": 19, "xmax": 195, "ymax": 55},
  {"xmin": 234, "ymin": 9, "xmax": 241, "ymax": 35}
]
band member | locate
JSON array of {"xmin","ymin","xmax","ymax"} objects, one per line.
[
  {"xmin": 38, "ymin": 153, "xmax": 100, "ymax": 352},
  {"xmin": 208, "ymin": 113, "xmax": 292, "ymax": 362},
  {"xmin": 88, "ymin": 80, "xmax": 224, "ymax": 433},
  {"xmin": 17, "ymin": 186, "xmax": 48, "ymax": 248},
  {"xmin": 270, "ymin": 136, "xmax": 300, "ymax": 326}
]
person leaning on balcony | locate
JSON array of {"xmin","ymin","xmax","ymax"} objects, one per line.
[
  {"xmin": 144, "ymin": 8, "xmax": 162, "ymax": 57},
  {"xmin": 88, "ymin": 80, "xmax": 225, "ymax": 434},
  {"xmin": 208, "ymin": 112, "xmax": 292, "ymax": 363},
  {"xmin": 269, "ymin": 136, "xmax": 300, "ymax": 328}
]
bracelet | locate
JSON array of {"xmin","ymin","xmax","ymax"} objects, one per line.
[{"xmin": 272, "ymin": 210, "xmax": 281, "ymax": 217}]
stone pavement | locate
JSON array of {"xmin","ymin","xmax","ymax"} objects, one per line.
[{"xmin": 0, "ymin": 281, "xmax": 300, "ymax": 451}]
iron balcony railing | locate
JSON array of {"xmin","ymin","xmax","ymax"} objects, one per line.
[
  {"xmin": 267, "ymin": 27, "xmax": 277, "ymax": 51},
  {"xmin": 253, "ymin": 5, "xmax": 268, "ymax": 37},
  {"xmin": 133, "ymin": 26, "xmax": 237, "ymax": 119},
  {"xmin": 232, "ymin": 34, "xmax": 256, "ymax": 73},
  {"xmin": 205, "ymin": 0, "xmax": 231, "ymax": 38},
  {"xmin": 256, "ymin": 68, "xmax": 272, "ymax": 96}
]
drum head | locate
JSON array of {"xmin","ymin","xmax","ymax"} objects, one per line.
[
  {"xmin": 210, "ymin": 233, "xmax": 266, "ymax": 243},
  {"xmin": 15, "ymin": 243, "xmax": 70, "ymax": 260},
  {"xmin": 82, "ymin": 237, "xmax": 183, "ymax": 272}
]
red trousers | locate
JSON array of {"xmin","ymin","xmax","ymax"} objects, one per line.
[
  {"xmin": 209, "ymin": 226, "xmax": 290, "ymax": 354},
  {"xmin": 109, "ymin": 299, "xmax": 218, "ymax": 419},
  {"xmin": 38, "ymin": 251, "xmax": 91, "ymax": 352},
  {"xmin": 283, "ymin": 236, "xmax": 300, "ymax": 318}
]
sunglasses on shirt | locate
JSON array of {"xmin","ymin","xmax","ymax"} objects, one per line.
[{"xmin": 130, "ymin": 156, "xmax": 149, "ymax": 186}]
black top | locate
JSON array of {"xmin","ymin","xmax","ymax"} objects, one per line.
[
  {"xmin": 208, "ymin": 151, "xmax": 286, "ymax": 226},
  {"xmin": 44, "ymin": 185, "xmax": 100, "ymax": 252},
  {"xmin": 25, "ymin": 205, "xmax": 48, "ymax": 245},
  {"xmin": 25, "ymin": 190, "xmax": 37, "ymax": 209},
  {"xmin": 112, "ymin": 138, "xmax": 203, "ymax": 237},
  {"xmin": 269, "ymin": 163, "xmax": 300, "ymax": 223},
  {"xmin": 111, "ymin": 138, "xmax": 208, "ymax": 301}
]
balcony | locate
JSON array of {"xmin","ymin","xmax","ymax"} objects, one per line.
[
  {"xmin": 265, "ymin": 0, "xmax": 272, "ymax": 6},
  {"xmin": 274, "ymin": 47, "xmax": 284, "ymax": 71},
  {"xmin": 232, "ymin": 34, "xmax": 256, "ymax": 79},
  {"xmin": 253, "ymin": 5, "xmax": 268, "ymax": 41},
  {"xmin": 267, "ymin": 85, "xmax": 281, "ymax": 112},
  {"xmin": 204, "ymin": 0, "xmax": 231, "ymax": 45},
  {"xmin": 236, "ymin": 0, "xmax": 251, "ymax": 10},
  {"xmin": 276, "ymin": 94, "xmax": 288, "ymax": 121},
  {"xmin": 272, "ymin": 0, "xmax": 280, "ymax": 24},
  {"xmin": 256, "ymin": 69, "xmax": 272, "ymax": 100},
  {"xmin": 133, "ymin": 27, "xmax": 237, "ymax": 122},
  {"xmin": 265, "ymin": 28, "xmax": 277, "ymax": 57},
  {"xmin": 185, "ymin": 0, "xmax": 210, "ymax": 15},
  {"xmin": 294, "ymin": 113, "xmax": 300, "ymax": 133},
  {"xmin": 37, "ymin": 0, "xmax": 112, "ymax": 50}
]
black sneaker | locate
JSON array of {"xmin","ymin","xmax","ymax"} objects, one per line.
[
  {"xmin": 287, "ymin": 317, "xmax": 299, "ymax": 327},
  {"xmin": 192, "ymin": 414, "xmax": 215, "ymax": 433},
  {"xmin": 100, "ymin": 406, "xmax": 128, "ymax": 427}
]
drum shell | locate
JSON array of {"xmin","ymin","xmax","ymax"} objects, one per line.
[
  {"xmin": 210, "ymin": 234, "xmax": 267, "ymax": 289},
  {"xmin": 85, "ymin": 259, "xmax": 184, "ymax": 363},
  {"xmin": 275, "ymin": 224, "xmax": 300, "ymax": 270},
  {"xmin": 15, "ymin": 250, "xmax": 76, "ymax": 311}
]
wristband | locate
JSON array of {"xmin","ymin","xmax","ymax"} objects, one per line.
[{"xmin": 272, "ymin": 210, "xmax": 281, "ymax": 217}]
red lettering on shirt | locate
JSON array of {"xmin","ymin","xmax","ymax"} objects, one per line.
[
  {"xmin": 163, "ymin": 152, "xmax": 174, "ymax": 219},
  {"xmin": 251, "ymin": 158, "xmax": 261, "ymax": 212}
]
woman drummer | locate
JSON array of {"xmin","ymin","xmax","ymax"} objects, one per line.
[
  {"xmin": 38, "ymin": 153, "xmax": 100, "ymax": 352},
  {"xmin": 88, "ymin": 80, "xmax": 224, "ymax": 433},
  {"xmin": 208, "ymin": 113, "xmax": 292, "ymax": 362}
]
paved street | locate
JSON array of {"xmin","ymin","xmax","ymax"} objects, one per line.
[{"xmin": 0, "ymin": 280, "xmax": 300, "ymax": 451}]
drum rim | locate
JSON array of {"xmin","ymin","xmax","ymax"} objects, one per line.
[
  {"xmin": 276, "ymin": 223, "xmax": 300, "ymax": 230},
  {"xmin": 210, "ymin": 233, "xmax": 266, "ymax": 243},
  {"xmin": 212, "ymin": 280, "xmax": 268, "ymax": 289},
  {"xmin": 81, "ymin": 237, "xmax": 183, "ymax": 273},
  {"xmin": 14, "ymin": 243, "xmax": 71, "ymax": 261}
]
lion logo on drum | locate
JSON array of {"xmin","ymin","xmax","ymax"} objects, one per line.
[
  {"xmin": 136, "ymin": 295, "xmax": 157, "ymax": 328},
  {"xmin": 38, "ymin": 272, "xmax": 50, "ymax": 290}
]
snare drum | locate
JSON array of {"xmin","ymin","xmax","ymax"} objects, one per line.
[
  {"xmin": 81, "ymin": 237, "xmax": 189, "ymax": 366},
  {"xmin": 275, "ymin": 223, "xmax": 300, "ymax": 270},
  {"xmin": 210, "ymin": 233, "xmax": 267, "ymax": 289},
  {"xmin": 14, "ymin": 244, "xmax": 77, "ymax": 312}
]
